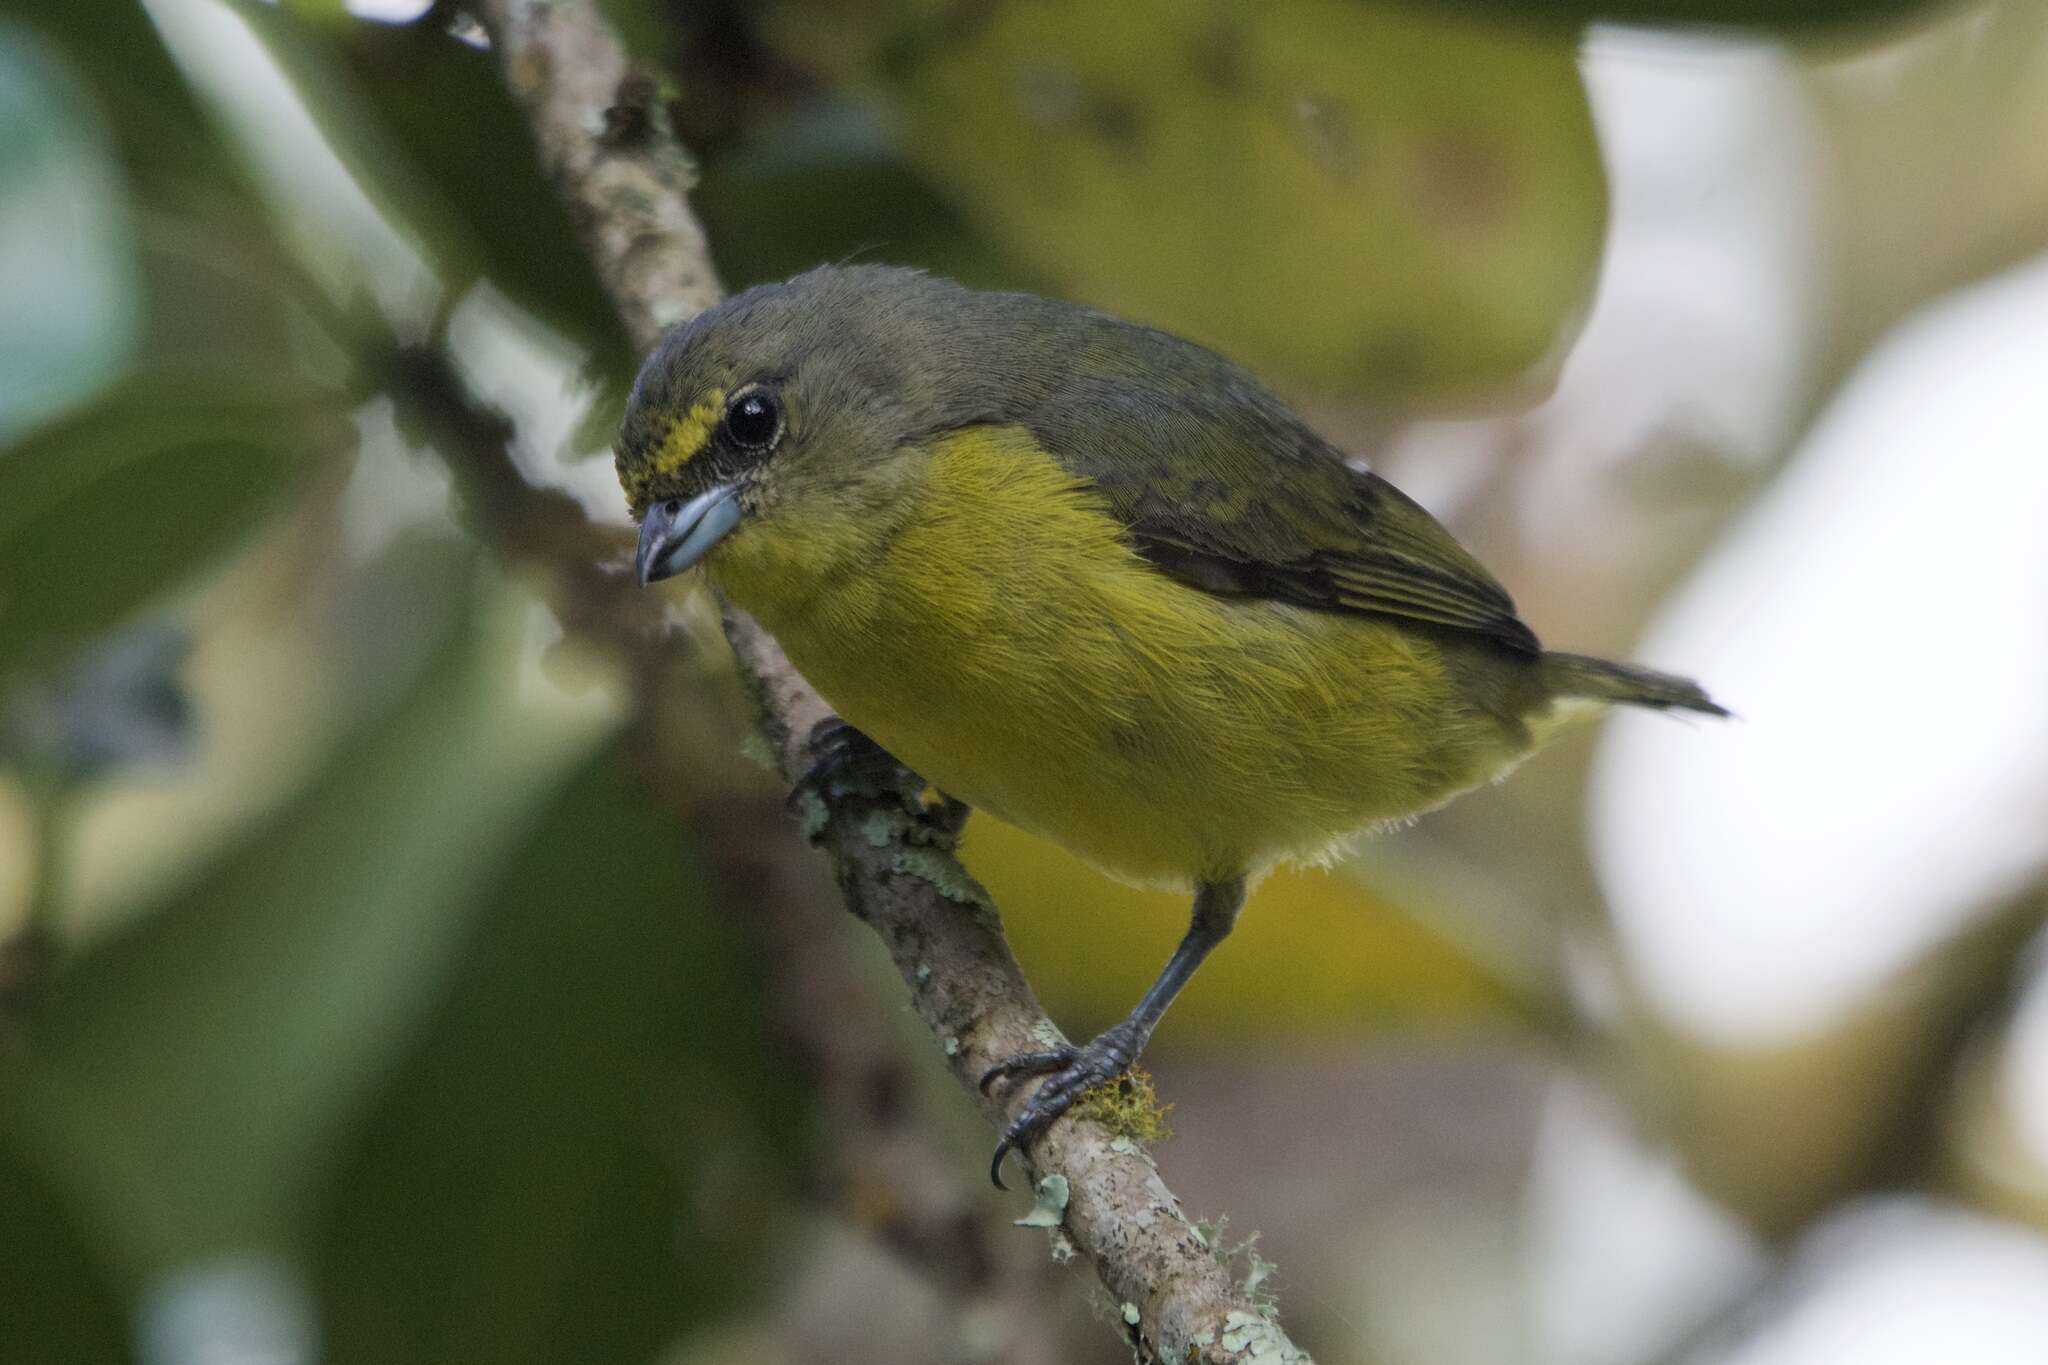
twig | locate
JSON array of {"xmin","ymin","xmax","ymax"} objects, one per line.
[
  {"xmin": 474, "ymin": 0, "xmax": 717, "ymax": 354},
  {"xmin": 471, "ymin": 1, "xmax": 1313, "ymax": 1358}
]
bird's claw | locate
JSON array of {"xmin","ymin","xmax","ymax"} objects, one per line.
[
  {"xmin": 981, "ymin": 1026, "xmax": 1140, "ymax": 1189},
  {"xmin": 789, "ymin": 718, "xmax": 971, "ymax": 849},
  {"xmin": 788, "ymin": 718, "xmax": 918, "ymax": 819},
  {"xmin": 977, "ymin": 1047, "xmax": 1077, "ymax": 1095}
]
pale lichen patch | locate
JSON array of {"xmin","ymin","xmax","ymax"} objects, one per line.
[
  {"xmin": 737, "ymin": 731, "xmax": 777, "ymax": 770},
  {"xmin": 893, "ymin": 845, "xmax": 993, "ymax": 910},
  {"xmin": 791, "ymin": 787, "xmax": 829, "ymax": 842},
  {"xmin": 1014, "ymin": 1173, "xmax": 1070, "ymax": 1229},
  {"xmin": 1219, "ymin": 1310, "xmax": 1309, "ymax": 1362},
  {"xmin": 861, "ymin": 808, "xmax": 901, "ymax": 848}
]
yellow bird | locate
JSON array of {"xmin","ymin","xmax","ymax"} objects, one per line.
[{"xmin": 621, "ymin": 265, "xmax": 1722, "ymax": 1184}]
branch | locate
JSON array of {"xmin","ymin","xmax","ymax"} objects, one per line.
[{"xmin": 472, "ymin": 2, "xmax": 1311, "ymax": 1358}]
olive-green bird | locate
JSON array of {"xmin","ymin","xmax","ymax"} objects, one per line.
[{"xmin": 620, "ymin": 265, "xmax": 1722, "ymax": 1185}]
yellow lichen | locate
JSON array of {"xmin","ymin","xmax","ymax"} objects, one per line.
[{"xmin": 1070, "ymin": 1068, "xmax": 1171, "ymax": 1143}]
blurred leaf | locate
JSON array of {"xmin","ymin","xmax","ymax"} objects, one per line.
[
  {"xmin": 963, "ymin": 816, "xmax": 1533, "ymax": 1041},
  {"xmin": 596, "ymin": 0, "xmax": 673, "ymax": 62},
  {"xmin": 1939, "ymin": 930, "xmax": 2048, "ymax": 1235},
  {"xmin": 11, "ymin": 0, "xmax": 343, "ymax": 383},
  {"xmin": 1810, "ymin": 0, "xmax": 2048, "ymax": 363},
  {"xmin": 0, "ymin": 21, "xmax": 142, "ymax": 442},
  {"xmin": 0, "ymin": 0, "xmax": 229, "ymax": 195},
  {"xmin": 228, "ymin": 2, "xmax": 636, "ymax": 387},
  {"xmin": 279, "ymin": 0, "xmax": 354, "ymax": 20},
  {"xmin": 1621, "ymin": 886, "xmax": 2048, "ymax": 1236},
  {"xmin": 319, "ymin": 533, "xmax": 483, "ymax": 737},
  {"xmin": 0, "ymin": 581, "xmax": 617, "ymax": 1271},
  {"xmin": 133, "ymin": 1258, "xmax": 317, "ymax": 1365},
  {"xmin": 7, "ymin": 0, "xmax": 315, "ymax": 398},
  {"xmin": 1941, "ymin": 1034, "xmax": 2048, "ymax": 1234},
  {"xmin": 0, "ymin": 1137, "xmax": 132, "ymax": 1365},
  {"xmin": 1419, "ymin": 0, "xmax": 1948, "ymax": 29},
  {"xmin": 698, "ymin": 94, "xmax": 1028, "ymax": 291},
  {"xmin": 879, "ymin": 0, "xmax": 1606, "ymax": 400},
  {"xmin": 0, "ymin": 372, "xmax": 335, "ymax": 679},
  {"xmin": 318, "ymin": 749, "xmax": 797, "ymax": 1365}
]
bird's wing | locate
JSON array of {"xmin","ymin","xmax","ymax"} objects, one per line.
[{"xmin": 1022, "ymin": 375, "xmax": 1540, "ymax": 654}]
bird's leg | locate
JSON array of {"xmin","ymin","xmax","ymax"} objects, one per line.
[{"xmin": 980, "ymin": 875, "xmax": 1246, "ymax": 1187}]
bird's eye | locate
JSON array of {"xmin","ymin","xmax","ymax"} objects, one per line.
[{"xmin": 724, "ymin": 387, "xmax": 781, "ymax": 451}]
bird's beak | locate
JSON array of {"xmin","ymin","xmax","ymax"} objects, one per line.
[{"xmin": 635, "ymin": 483, "xmax": 744, "ymax": 586}]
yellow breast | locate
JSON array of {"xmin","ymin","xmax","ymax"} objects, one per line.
[{"xmin": 711, "ymin": 427, "xmax": 1525, "ymax": 889}]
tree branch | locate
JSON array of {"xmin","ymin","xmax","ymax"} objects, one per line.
[{"xmin": 472, "ymin": 2, "xmax": 1312, "ymax": 1358}]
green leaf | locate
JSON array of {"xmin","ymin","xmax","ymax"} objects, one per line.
[
  {"xmin": 1415, "ymin": 0, "xmax": 1944, "ymax": 29},
  {"xmin": 1, "ymin": 0, "xmax": 227, "ymax": 196},
  {"xmin": 228, "ymin": 3, "xmax": 636, "ymax": 388},
  {"xmin": 697, "ymin": 95, "xmax": 1029, "ymax": 293},
  {"xmin": 973, "ymin": 817, "xmax": 1541, "ymax": 1039},
  {"xmin": 881, "ymin": 0, "xmax": 1607, "ymax": 400},
  {"xmin": 0, "ymin": 1136, "xmax": 132, "ymax": 1365},
  {"xmin": 0, "ymin": 373, "xmax": 333, "ymax": 679},
  {"xmin": 0, "ymin": 21, "xmax": 142, "ymax": 442},
  {"xmin": 595, "ymin": 0, "xmax": 673, "ymax": 62},
  {"xmin": 0, "ymin": 581, "xmax": 619, "ymax": 1271},
  {"xmin": 278, "ymin": 0, "xmax": 356, "ymax": 20},
  {"xmin": 317, "ymin": 749, "xmax": 799, "ymax": 1365}
]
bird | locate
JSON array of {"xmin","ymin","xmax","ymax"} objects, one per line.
[{"xmin": 618, "ymin": 264, "xmax": 1723, "ymax": 1186}]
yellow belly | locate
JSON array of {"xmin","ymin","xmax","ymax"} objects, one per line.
[{"xmin": 712, "ymin": 428, "xmax": 1530, "ymax": 889}]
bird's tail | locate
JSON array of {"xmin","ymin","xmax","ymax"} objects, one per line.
[{"xmin": 1541, "ymin": 652, "xmax": 1728, "ymax": 718}]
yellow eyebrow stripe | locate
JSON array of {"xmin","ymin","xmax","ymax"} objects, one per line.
[{"xmin": 650, "ymin": 389, "xmax": 726, "ymax": 481}]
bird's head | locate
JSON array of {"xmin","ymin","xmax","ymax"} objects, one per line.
[{"xmin": 618, "ymin": 265, "xmax": 983, "ymax": 592}]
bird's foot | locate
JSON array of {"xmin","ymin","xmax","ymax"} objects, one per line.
[
  {"xmin": 790, "ymin": 718, "xmax": 917, "ymax": 815},
  {"xmin": 979, "ymin": 1021, "xmax": 1144, "ymax": 1188},
  {"xmin": 788, "ymin": 718, "xmax": 964, "ymax": 843}
]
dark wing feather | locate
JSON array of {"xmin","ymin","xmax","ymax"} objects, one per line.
[{"xmin": 1019, "ymin": 368, "xmax": 1539, "ymax": 654}]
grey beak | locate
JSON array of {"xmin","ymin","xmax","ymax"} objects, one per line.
[{"xmin": 635, "ymin": 484, "xmax": 744, "ymax": 586}]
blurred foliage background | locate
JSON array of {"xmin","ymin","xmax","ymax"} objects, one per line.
[{"xmin": 4, "ymin": 0, "xmax": 2048, "ymax": 1362}]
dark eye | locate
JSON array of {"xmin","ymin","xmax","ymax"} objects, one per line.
[{"xmin": 724, "ymin": 388, "xmax": 781, "ymax": 450}]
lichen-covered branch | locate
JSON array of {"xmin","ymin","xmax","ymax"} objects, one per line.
[
  {"xmin": 471, "ymin": 1, "xmax": 1312, "ymax": 1358},
  {"xmin": 479, "ymin": 1, "xmax": 718, "ymax": 353}
]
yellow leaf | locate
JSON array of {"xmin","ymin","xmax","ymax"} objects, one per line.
[
  {"xmin": 960, "ymin": 815, "xmax": 1525, "ymax": 1041},
  {"xmin": 882, "ymin": 0, "xmax": 1605, "ymax": 400}
]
